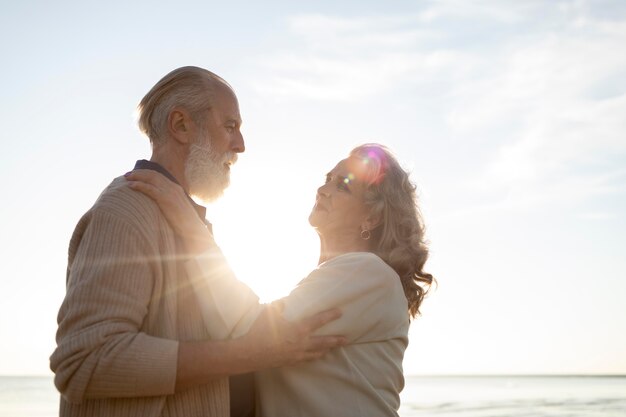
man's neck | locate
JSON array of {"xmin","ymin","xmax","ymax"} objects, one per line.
[
  {"xmin": 134, "ymin": 158, "xmax": 209, "ymax": 224},
  {"xmin": 150, "ymin": 147, "xmax": 189, "ymax": 193}
]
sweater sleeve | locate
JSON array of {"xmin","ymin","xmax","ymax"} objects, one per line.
[
  {"xmin": 184, "ymin": 246, "xmax": 262, "ymax": 339},
  {"xmin": 50, "ymin": 209, "xmax": 178, "ymax": 403},
  {"xmin": 281, "ymin": 253, "xmax": 400, "ymax": 343}
]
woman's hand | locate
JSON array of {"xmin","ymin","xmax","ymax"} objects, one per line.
[{"xmin": 124, "ymin": 169, "xmax": 214, "ymax": 254}]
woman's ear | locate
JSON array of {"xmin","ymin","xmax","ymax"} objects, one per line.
[{"xmin": 362, "ymin": 212, "xmax": 382, "ymax": 232}]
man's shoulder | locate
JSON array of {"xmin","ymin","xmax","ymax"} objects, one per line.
[
  {"xmin": 66, "ymin": 177, "xmax": 171, "ymax": 267},
  {"xmin": 86, "ymin": 176, "xmax": 164, "ymax": 231}
]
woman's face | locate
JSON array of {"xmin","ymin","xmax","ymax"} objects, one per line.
[{"xmin": 309, "ymin": 157, "xmax": 371, "ymax": 238}]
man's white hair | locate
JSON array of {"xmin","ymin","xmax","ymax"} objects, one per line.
[{"xmin": 137, "ymin": 66, "xmax": 232, "ymax": 146}]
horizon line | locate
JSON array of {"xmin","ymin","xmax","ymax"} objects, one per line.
[{"xmin": 3, "ymin": 373, "xmax": 625, "ymax": 378}]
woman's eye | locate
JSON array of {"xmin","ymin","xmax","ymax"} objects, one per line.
[{"xmin": 338, "ymin": 179, "xmax": 350, "ymax": 191}]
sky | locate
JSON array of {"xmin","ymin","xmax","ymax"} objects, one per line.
[{"xmin": 1, "ymin": 0, "xmax": 625, "ymax": 376}]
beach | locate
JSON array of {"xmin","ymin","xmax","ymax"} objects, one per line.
[
  {"xmin": 400, "ymin": 375, "xmax": 626, "ymax": 416},
  {"xmin": 2, "ymin": 375, "xmax": 625, "ymax": 417}
]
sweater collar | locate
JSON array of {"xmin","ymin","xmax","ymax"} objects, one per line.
[{"xmin": 133, "ymin": 160, "xmax": 210, "ymax": 229}]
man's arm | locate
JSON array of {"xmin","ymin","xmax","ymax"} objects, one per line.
[
  {"xmin": 51, "ymin": 207, "xmax": 345, "ymax": 403},
  {"xmin": 177, "ymin": 244, "xmax": 347, "ymax": 391},
  {"xmin": 51, "ymin": 209, "xmax": 179, "ymax": 403},
  {"xmin": 175, "ymin": 305, "xmax": 343, "ymax": 391}
]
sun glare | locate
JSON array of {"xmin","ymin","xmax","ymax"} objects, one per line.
[
  {"xmin": 212, "ymin": 215, "xmax": 320, "ymax": 303},
  {"xmin": 207, "ymin": 166, "xmax": 321, "ymax": 303}
]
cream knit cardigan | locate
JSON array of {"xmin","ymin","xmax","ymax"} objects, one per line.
[
  {"xmin": 186, "ymin": 251, "xmax": 409, "ymax": 417},
  {"xmin": 50, "ymin": 177, "xmax": 229, "ymax": 417}
]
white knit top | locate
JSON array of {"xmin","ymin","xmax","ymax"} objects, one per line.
[{"xmin": 186, "ymin": 250, "xmax": 409, "ymax": 417}]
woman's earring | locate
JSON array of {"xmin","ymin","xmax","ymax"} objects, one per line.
[{"xmin": 360, "ymin": 229, "xmax": 371, "ymax": 240}]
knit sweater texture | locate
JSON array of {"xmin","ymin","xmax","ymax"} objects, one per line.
[{"xmin": 50, "ymin": 177, "xmax": 229, "ymax": 417}]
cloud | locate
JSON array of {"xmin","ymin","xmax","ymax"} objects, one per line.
[
  {"xmin": 254, "ymin": 48, "xmax": 466, "ymax": 101},
  {"xmin": 416, "ymin": 0, "xmax": 543, "ymax": 23},
  {"xmin": 252, "ymin": 12, "xmax": 467, "ymax": 101},
  {"xmin": 286, "ymin": 14, "xmax": 437, "ymax": 49},
  {"xmin": 455, "ymin": 14, "xmax": 626, "ymax": 209},
  {"xmin": 252, "ymin": 1, "xmax": 626, "ymax": 212},
  {"xmin": 577, "ymin": 211, "xmax": 617, "ymax": 220}
]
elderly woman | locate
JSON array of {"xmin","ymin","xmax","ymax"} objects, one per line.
[{"xmin": 126, "ymin": 144, "xmax": 434, "ymax": 417}]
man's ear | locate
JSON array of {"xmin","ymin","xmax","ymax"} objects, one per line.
[{"xmin": 167, "ymin": 108, "xmax": 193, "ymax": 145}]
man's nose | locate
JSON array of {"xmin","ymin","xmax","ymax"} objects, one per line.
[{"xmin": 231, "ymin": 131, "xmax": 245, "ymax": 153}]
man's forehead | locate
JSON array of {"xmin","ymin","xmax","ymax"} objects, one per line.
[
  {"xmin": 211, "ymin": 82, "xmax": 242, "ymax": 121},
  {"xmin": 212, "ymin": 80, "xmax": 237, "ymax": 101}
]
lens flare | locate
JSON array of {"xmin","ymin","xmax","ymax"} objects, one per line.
[{"xmin": 350, "ymin": 145, "xmax": 388, "ymax": 185}]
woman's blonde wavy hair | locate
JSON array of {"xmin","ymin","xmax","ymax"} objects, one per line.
[{"xmin": 350, "ymin": 144, "xmax": 434, "ymax": 318}]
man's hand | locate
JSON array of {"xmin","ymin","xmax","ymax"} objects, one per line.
[{"xmin": 241, "ymin": 303, "xmax": 346, "ymax": 369}]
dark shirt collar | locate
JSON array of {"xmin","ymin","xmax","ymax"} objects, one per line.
[{"xmin": 133, "ymin": 160, "xmax": 209, "ymax": 226}]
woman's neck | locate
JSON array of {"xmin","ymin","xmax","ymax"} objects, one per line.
[{"xmin": 317, "ymin": 233, "xmax": 371, "ymax": 265}]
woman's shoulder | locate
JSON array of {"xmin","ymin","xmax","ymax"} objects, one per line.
[
  {"xmin": 319, "ymin": 252, "xmax": 399, "ymax": 283},
  {"xmin": 322, "ymin": 251, "xmax": 392, "ymax": 269}
]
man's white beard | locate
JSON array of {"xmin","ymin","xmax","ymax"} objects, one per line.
[{"xmin": 185, "ymin": 134, "xmax": 237, "ymax": 203}]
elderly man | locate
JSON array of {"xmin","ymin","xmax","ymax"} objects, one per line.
[{"xmin": 50, "ymin": 66, "xmax": 344, "ymax": 417}]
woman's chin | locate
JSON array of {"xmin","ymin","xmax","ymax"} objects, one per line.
[
  {"xmin": 308, "ymin": 210, "xmax": 326, "ymax": 229},
  {"xmin": 308, "ymin": 212, "xmax": 317, "ymax": 227}
]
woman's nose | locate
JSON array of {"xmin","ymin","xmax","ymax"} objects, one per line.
[{"xmin": 317, "ymin": 184, "xmax": 330, "ymax": 197}]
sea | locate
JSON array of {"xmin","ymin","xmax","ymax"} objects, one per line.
[{"xmin": 1, "ymin": 375, "xmax": 625, "ymax": 417}]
